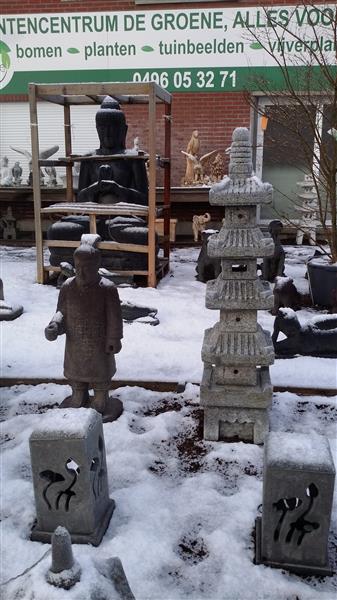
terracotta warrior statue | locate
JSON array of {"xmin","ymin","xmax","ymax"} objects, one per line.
[{"xmin": 45, "ymin": 235, "xmax": 123, "ymax": 420}]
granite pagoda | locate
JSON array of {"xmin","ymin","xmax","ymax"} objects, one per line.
[{"xmin": 200, "ymin": 127, "xmax": 275, "ymax": 444}]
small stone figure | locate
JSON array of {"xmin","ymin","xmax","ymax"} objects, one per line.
[
  {"xmin": 133, "ymin": 136, "xmax": 140, "ymax": 153},
  {"xmin": 183, "ymin": 129, "xmax": 200, "ymax": 184},
  {"xmin": 45, "ymin": 165, "xmax": 58, "ymax": 187},
  {"xmin": 181, "ymin": 149, "xmax": 218, "ymax": 185},
  {"xmin": 196, "ymin": 230, "xmax": 221, "ymax": 283},
  {"xmin": 10, "ymin": 144, "xmax": 59, "ymax": 186},
  {"xmin": 11, "ymin": 161, "xmax": 22, "ymax": 185},
  {"xmin": 0, "ymin": 207, "xmax": 17, "ymax": 240},
  {"xmin": 192, "ymin": 212, "xmax": 211, "ymax": 242},
  {"xmin": 0, "ymin": 277, "xmax": 23, "ymax": 321},
  {"xmin": 272, "ymin": 308, "xmax": 337, "ymax": 357},
  {"xmin": 272, "ymin": 276, "xmax": 311, "ymax": 315},
  {"xmin": 0, "ymin": 156, "xmax": 12, "ymax": 186},
  {"xmin": 262, "ymin": 220, "xmax": 285, "ymax": 282},
  {"xmin": 210, "ymin": 152, "xmax": 225, "ymax": 182},
  {"xmin": 45, "ymin": 234, "xmax": 123, "ymax": 420},
  {"xmin": 296, "ymin": 175, "xmax": 319, "ymax": 246},
  {"xmin": 46, "ymin": 526, "xmax": 81, "ymax": 589}
]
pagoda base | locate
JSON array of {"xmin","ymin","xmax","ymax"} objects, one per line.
[{"xmin": 203, "ymin": 406, "xmax": 269, "ymax": 444}]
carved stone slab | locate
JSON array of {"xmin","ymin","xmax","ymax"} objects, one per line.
[{"xmin": 30, "ymin": 408, "xmax": 114, "ymax": 545}]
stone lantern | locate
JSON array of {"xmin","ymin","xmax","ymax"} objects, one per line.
[
  {"xmin": 200, "ymin": 127, "xmax": 274, "ymax": 444},
  {"xmin": 256, "ymin": 431, "xmax": 335, "ymax": 576},
  {"xmin": 30, "ymin": 408, "xmax": 115, "ymax": 546}
]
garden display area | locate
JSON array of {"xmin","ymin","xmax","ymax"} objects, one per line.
[{"xmin": 1, "ymin": 243, "xmax": 336, "ymax": 600}]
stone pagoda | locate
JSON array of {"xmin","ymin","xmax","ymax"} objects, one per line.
[{"xmin": 200, "ymin": 127, "xmax": 275, "ymax": 444}]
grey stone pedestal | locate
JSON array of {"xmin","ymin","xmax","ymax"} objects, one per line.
[
  {"xmin": 255, "ymin": 431, "xmax": 335, "ymax": 575},
  {"xmin": 30, "ymin": 408, "xmax": 115, "ymax": 546}
]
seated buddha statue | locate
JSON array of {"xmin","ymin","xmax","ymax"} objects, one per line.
[
  {"xmin": 77, "ymin": 96, "xmax": 148, "ymax": 205},
  {"xmin": 47, "ymin": 97, "xmax": 156, "ymax": 273}
]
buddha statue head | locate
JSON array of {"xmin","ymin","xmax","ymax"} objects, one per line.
[{"xmin": 95, "ymin": 96, "xmax": 128, "ymax": 154}]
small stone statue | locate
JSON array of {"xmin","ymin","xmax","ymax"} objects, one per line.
[
  {"xmin": 196, "ymin": 230, "xmax": 221, "ymax": 282},
  {"xmin": 0, "ymin": 207, "xmax": 16, "ymax": 240},
  {"xmin": 0, "ymin": 277, "xmax": 23, "ymax": 320},
  {"xmin": 183, "ymin": 129, "xmax": 200, "ymax": 184},
  {"xmin": 133, "ymin": 136, "xmax": 140, "ymax": 152},
  {"xmin": 181, "ymin": 149, "xmax": 218, "ymax": 185},
  {"xmin": 45, "ymin": 165, "xmax": 58, "ymax": 187},
  {"xmin": 0, "ymin": 156, "xmax": 12, "ymax": 186},
  {"xmin": 45, "ymin": 234, "xmax": 123, "ymax": 420},
  {"xmin": 11, "ymin": 161, "xmax": 22, "ymax": 185},
  {"xmin": 272, "ymin": 275, "xmax": 311, "ymax": 315},
  {"xmin": 210, "ymin": 152, "xmax": 225, "ymax": 182},
  {"xmin": 192, "ymin": 213, "xmax": 211, "ymax": 242},
  {"xmin": 262, "ymin": 220, "xmax": 285, "ymax": 282},
  {"xmin": 272, "ymin": 308, "xmax": 337, "ymax": 357},
  {"xmin": 46, "ymin": 526, "xmax": 81, "ymax": 589},
  {"xmin": 296, "ymin": 175, "xmax": 319, "ymax": 246}
]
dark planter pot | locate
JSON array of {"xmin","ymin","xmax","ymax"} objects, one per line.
[{"xmin": 307, "ymin": 258, "xmax": 337, "ymax": 308}]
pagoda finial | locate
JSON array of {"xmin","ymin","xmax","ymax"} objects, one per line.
[{"xmin": 228, "ymin": 127, "xmax": 253, "ymax": 181}]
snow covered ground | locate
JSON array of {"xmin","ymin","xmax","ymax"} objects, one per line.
[
  {"xmin": 1, "ymin": 244, "xmax": 336, "ymax": 599},
  {"xmin": 1, "ymin": 245, "xmax": 336, "ymax": 389},
  {"xmin": 1, "ymin": 383, "xmax": 336, "ymax": 599}
]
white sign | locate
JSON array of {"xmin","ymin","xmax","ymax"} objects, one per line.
[{"xmin": 0, "ymin": 5, "xmax": 335, "ymax": 93}]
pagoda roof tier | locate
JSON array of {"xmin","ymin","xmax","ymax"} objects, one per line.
[
  {"xmin": 208, "ymin": 227, "xmax": 274, "ymax": 258},
  {"xmin": 209, "ymin": 176, "xmax": 273, "ymax": 206},
  {"xmin": 200, "ymin": 366, "xmax": 272, "ymax": 408},
  {"xmin": 201, "ymin": 324, "xmax": 274, "ymax": 367},
  {"xmin": 206, "ymin": 278, "xmax": 274, "ymax": 311}
]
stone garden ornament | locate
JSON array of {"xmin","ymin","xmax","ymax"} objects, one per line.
[
  {"xmin": 272, "ymin": 308, "xmax": 337, "ymax": 357},
  {"xmin": 45, "ymin": 234, "xmax": 123, "ymax": 421},
  {"xmin": 0, "ymin": 277, "xmax": 23, "ymax": 321},
  {"xmin": 45, "ymin": 525, "xmax": 135, "ymax": 597},
  {"xmin": 0, "ymin": 156, "xmax": 12, "ymax": 186},
  {"xmin": 11, "ymin": 161, "xmax": 22, "ymax": 185},
  {"xmin": 30, "ymin": 408, "xmax": 115, "ymax": 545},
  {"xmin": 255, "ymin": 431, "xmax": 335, "ymax": 575},
  {"xmin": 261, "ymin": 220, "xmax": 285, "ymax": 282},
  {"xmin": 192, "ymin": 212, "xmax": 211, "ymax": 242},
  {"xmin": 0, "ymin": 207, "xmax": 17, "ymax": 241},
  {"xmin": 183, "ymin": 129, "xmax": 200, "ymax": 184},
  {"xmin": 200, "ymin": 127, "xmax": 275, "ymax": 444},
  {"xmin": 296, "ymin": 175, "xmax": 319, "ymax": 246},
  {"xmin": 196, "ymin": 230, "xmax": 221, "ymax": 283}
]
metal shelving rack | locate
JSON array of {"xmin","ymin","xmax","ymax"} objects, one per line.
[{"xmin": 29, "ymin": 81, "xmax": 172, "ymax": 287}]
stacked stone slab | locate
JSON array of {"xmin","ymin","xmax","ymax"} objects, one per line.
[{"xmin": 200, "ymin": 127, "xmax": 275, "ymax": 444}]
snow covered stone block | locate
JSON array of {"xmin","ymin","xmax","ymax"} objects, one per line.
[
  {"xmin": 30, "ymin": 408, "xmax": 115, "ymax": 546},
  {"xmin": 256, "ymin": 431, "xmax": 335, "ymax": 576}
]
